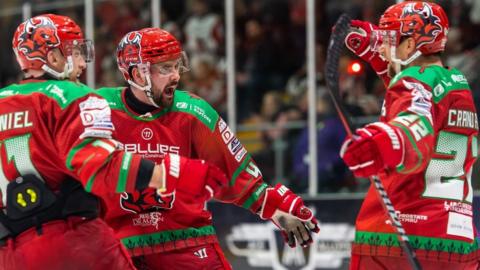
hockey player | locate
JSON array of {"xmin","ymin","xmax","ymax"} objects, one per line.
[
  {"xmin": 95, "ymin": 27, "xmax": 320, "ymax": 269},
  {"xmin": 341, "ymin": 2, "xmax": 480, "ymax": 269},
  {"xmin": 0, "ymin": 14, "xmax": 228, "ymax": 270}
]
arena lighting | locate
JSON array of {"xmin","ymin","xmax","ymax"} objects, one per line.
[{"xmin": 347, "ymin": 60, "xmax": 363, "ymax": 75}]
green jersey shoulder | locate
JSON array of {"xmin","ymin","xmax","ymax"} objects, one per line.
[
  {"xmin": 390, "ymin": 66, "xmax": 471, "ymax": 104},
  {"xmin": 0, "ymin": 80, "xmax": 95, "ymax": 109},
  {"xmin": 97, "ymin": 87, "xmax": 219, "ymax": 131},
  {"xmin": 171, "ymin": 90, "xmax": 219, "ymax": 131}
]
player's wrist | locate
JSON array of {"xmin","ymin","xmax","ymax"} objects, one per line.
[
  {"xmin": 136, "ymin": 159, "xmax": 156, "ymax": 190},
  {"xmin": 147, "ymin": 163, "xmax": 164, "ymax": 190},
  {"xmin": 150, "ymin": 154, "xmax": 181, "ymax": 194},
  {"xmin": 369, "ymin": 54, "xmax": 389, "ymax": 75}
]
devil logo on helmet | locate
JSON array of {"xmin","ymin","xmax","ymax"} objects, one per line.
[
  {"xmin": 117, "ymin": 31, "xmax": 143, "ymax": 68},
  {"xmin": 400, "ymin": 3, "xmax": 442, "ymax": 48},
  {"xmin": 17, "ymin": 16, "xmax": 60, "ymax": 62},
  {"xmin": 120, "ymin": 190, "xmax": 175, "ymax": 214}
]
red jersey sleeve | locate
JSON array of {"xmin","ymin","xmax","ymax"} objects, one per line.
[
  {"xmin": 56, "ymin": 95, "xmax": 149, "ymax": 195},
  {"xmin": 383, "ymin": 77, "xmax": 435, "ymax": 175},
  {"xmin": 188, "ymin": 107, "xmax": 268, "ymax": 213}
]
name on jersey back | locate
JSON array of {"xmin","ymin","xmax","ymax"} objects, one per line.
[{"xmin": 0, "ymin": 111, "xmax": 33, "ymax": 132}]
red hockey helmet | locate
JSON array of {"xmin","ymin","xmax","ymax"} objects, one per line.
[
  {"xmin": 116, "ymin": 27, "xmax": 186, "ymax": 82},
  {"xmin": 12, "ymin": 14, "xmax": 93, "ymax": 72},
  {"xmin": 378, "ymin": 1, "xmax": 449, "ymax": 55}
]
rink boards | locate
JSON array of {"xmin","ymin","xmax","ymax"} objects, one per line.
[{"xmin": 209, "ymin": 194, "xmax": 480, "ymax": 270}]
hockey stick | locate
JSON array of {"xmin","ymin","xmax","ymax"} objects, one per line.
[{"xmin": 325, "ymin": 14, "xmax": 422, "ymax": 270}]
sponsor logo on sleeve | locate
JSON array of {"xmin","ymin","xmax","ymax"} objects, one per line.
[
  {"xmin": 193, "ymin": 105, "xmax": 211, "ymax": 124},
  {"xmin": 451, "ymin": 74, "xmax": 468, "ymax": 84},
  {"xmin": 46, "ymin": 84, "xmax": 67, "ymax": 104},
  {"xmin": 235, "ymin": 147, "xmax": 247, "ymax": 162},
  {"xmin": 176, "ymin": 102, "xmax": 188, "ymax": 109},
  {"xmin": 218, "ymin": 119, "xmax": 227, "ymax": 133},
  {"xmin": 79, "ymin": 96, "xmax": 114, "ymax": 138},
  {"xmin": 228, "ymin": 138, "xmax": 242, "ymax": 155},
  {"xmin": 0, "ymin": 90, "xmax": 16, "ymax": 97},
  {"xmin": 433, "ymin": 83, "xmax": 445, "ymax": 97},
  {"xmin": 218, "ymin": 118, "xmax": 246, "ymax": 162},
  {"xmin": 221, "ymin": 125, "xmax": 234, "ymax": 143},
  {"xmin": 403, "ymin": 80, "xmax": 433, "ymax": 121}
]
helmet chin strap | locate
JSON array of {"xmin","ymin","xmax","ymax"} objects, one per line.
[
  {"xmin": 127, "ymin": 73, "xmax": 161, "ymax": 108},
  {"xmin": 41, "ymin": 55, "xmax": 74, "ymax": 80},
  {"xmin": 389, "ymin": 45, "xmax": 422, "ymax": 73}
]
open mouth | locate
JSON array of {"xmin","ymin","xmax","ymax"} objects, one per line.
[{"xmin": 163, "ymin": 86, "xmax": 175, "ymax": 97}]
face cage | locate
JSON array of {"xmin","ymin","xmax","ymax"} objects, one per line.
[
  {"xmin": 62, "ymin": 39, "xmax": 95, "ymax": 63},
  {"xmin": 41, "ymin": 39, "xmax": 94, "ymax": 80},
  {"xmin": 370, "ymin": 30, "xmax": 422, "ymax": 67}
]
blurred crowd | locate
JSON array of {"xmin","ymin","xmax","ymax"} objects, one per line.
[{"xmin": 1, "ymin": 0, "xmax": 480, "ymax": 193}]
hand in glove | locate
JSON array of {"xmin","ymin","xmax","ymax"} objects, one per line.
[
  {"xmin": 153, "ymin": 154, "xmax": 228, "ymax": 200},
  {"xmin": 340, "ymin": 123, "xmax": 404, "ymax": 177},
  {"xmin": 259, "ymin": 184, "xmax": 320, "ymax": 248},
  {"xmin": 345, "ymin": 20, "xmax": 390, "ymax": 86}
]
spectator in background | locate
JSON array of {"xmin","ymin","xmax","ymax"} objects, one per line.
[
  {"xmin": 236, "ymin": 18, "xmax": 273, "ymax": 118},
  {"xmin": 292, "ymin": 90, "xmax": 350, "ymax": 193},
  {"xmin": 160, "ymin": 9, "xmax": 183, "ymax": 41},
  {"xmin": 237, "ymin": 13, "xmax": 294, "ymax": 119},
  {"xmin": 183, "ymin": 0, "xmax": 223, "ymax": 60},
  {"xmin": 445, "ymin": 26, "xmax": 480, "ymax": 110},
  {"xmin": 238, "ymin": 91, "xmax": 285, "ymax": 182},
  {"xmin": 237, "ymin": 90, "xmax": 302, "ymax": 184},
  {"xmin": 184, "ymin": 54, "xmax": 226, "ymax": 116}
]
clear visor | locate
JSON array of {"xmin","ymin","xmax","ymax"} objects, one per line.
[
  {"xmin": 62, "ymin": 39, "xmax": 95, "ymax": 63},
  {"xmin": 370, "ymin": 30, "xmax": 398, "ymax": 53},
  {"xmin": 151, "ymin": 51, "xmax": 190, "ymax": 76}
]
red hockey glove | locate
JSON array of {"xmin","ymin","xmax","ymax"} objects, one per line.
[
  {"xmin": 345, "ymin": 20, "xmax": 390, "ymax": 85},
  {"xmin": 340, "ymin": 122, "xmax": 404, "ymax": 177},
  {"xmin": 158, "ymin": 154, "xmax": 229, "ymax": 200},
  {"xmin": 259, "ymin": 184, "xmax": 320, "ymax": 248}
]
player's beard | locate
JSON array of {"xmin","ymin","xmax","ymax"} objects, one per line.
[{"xmin": 158, "ymin": 82, "xmax": 177, "ymax": 108}]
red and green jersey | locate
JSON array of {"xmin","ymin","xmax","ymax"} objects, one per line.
[
  {"xmin": 0, "ymin": 80, "xmax": 151, "ymax": 208},
  {"xmin": 96, "ymin": 88, "xmax": 267, "ymax": 256},
  {"xmin": 353, "ymin": 66, "xmax": 479, "ymax": 262}
]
